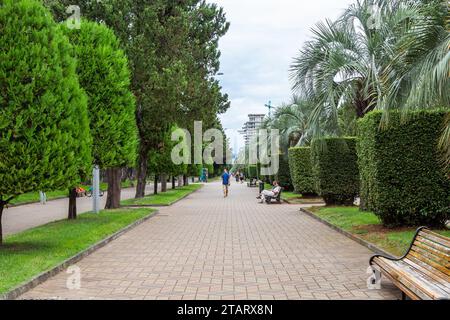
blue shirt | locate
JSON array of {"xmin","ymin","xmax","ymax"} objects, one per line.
[{"xmin": 222, "ymin": 173, "xmax": 230, "ymax": 185}]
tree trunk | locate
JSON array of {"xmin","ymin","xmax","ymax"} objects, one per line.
[
  {"xmin": 354, "ymin": 87, "xmax": 373, "ymax": 118},
  {"xmin": 154, "ymin": 175, "xmax": 158, "ymax": 195},
  {"xmin": 105, "ymin": 167, "xmax": 122, "ymax": 209},
  {"xmin": 0, "ymin": 201, "xmax": 4, "ymax": 245},
  {"xmin": 161, "ymin": 174, "xmax": 167, "ymax": 192},
  {"xmin": 136, "ymin": 144, "xmax": 149, "ymax": 198},
  {"xmin": 172, "ymin": 176, "xmax": 176, "ymax": 189},
  {"xmin": 183, "ymin": 174, "xmax": 188, "ymax": 186},
  {"xmin": 68, "ymin": 188, "xmax": 77, "ymax": 220},
  {"xmin": 178, "ymin": 175, "xmax": 183, "ymax": 187}
]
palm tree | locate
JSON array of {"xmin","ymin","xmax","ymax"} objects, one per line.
[
  {"xmin": 290, "ymin": 0, "xmax": 449, "ymax": 163},
  {"xmin": 290, "ymin": 0, "xmax": 415, "ymax": 123},
  {"xmin": 260, "ymin": 95, "xmax": 318, "ymax": 152},
  {"xmin": 380, "ymin": 0, "xmax": 449, "ymax": 112},
  {"xmin": 380, "ymin": 0, "xmax": 450, "ymax": 165}
]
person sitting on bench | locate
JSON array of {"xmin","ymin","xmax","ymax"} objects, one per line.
[{"xmin": 257, "ymin": 181, "xmax": 281, "ymax": 203}]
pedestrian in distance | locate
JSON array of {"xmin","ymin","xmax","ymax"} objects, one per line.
[{"xmin": 221, "ymin": 168, "xmax": 231, "ymax": 198}]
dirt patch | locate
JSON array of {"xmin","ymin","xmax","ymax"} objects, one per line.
[
  {"xmin": 286, "ymin": 197, "xmax": 324, "ymax": 204},
  {"xmin": 352, "ymin": 224, "xmax": 412, "ymax": 234}
]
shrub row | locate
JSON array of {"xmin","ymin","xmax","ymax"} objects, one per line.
[
  {"xmin": 311, "ymin": 138, "xmax": 360, "ymax": 205},
  {"xmin": 358, "ymin": 110, "xmax": 450, "ymax": 227},
  {"xmin": 288, "ymin": 147, "xmax": 315, "ymax": 195},
  {"xmin": 247, "ymin": 165, "xmax": 258, "ymax": 179},
  {"xmin": 275, "ymin": 155, "xmax": 293, "ymax": 191},
  {"xmin": 286, "ymin": 110, "xmax": 449, "ymax": 227}
]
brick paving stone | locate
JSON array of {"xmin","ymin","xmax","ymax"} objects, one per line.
[{"xmin": 20, "ymin": 181, "xmax": 400, "ymax": 300}]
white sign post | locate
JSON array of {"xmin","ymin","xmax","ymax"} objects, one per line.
[{"xmin": 93, "ymin": 165, "xmax": 100, "ymax": 214}]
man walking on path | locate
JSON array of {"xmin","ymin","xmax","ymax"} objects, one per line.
[{"xmin": 221, "ymin": 168, "xmax": 230, "ymax": 198}]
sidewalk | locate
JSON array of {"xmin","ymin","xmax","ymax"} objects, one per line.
[
  {"xmin": 20, "ymin": 180, "xmax": 400, "ymax": 300},
  {"xmin": 3, "ymin": 184, "xmax": 156, "ymax": 236}
]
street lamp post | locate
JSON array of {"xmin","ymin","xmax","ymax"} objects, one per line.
[
  {"xmin": 92, "ymin": 165, "xmax": 100, "ymax": 214},
  {"xmin": 265, "ymin": 100, "xmax": 273, "ymax": 117}
]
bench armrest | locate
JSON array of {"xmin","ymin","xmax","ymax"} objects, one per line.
[{"xmin": 370, "ymin": 226, "xmax": 430, "ymax": 265}]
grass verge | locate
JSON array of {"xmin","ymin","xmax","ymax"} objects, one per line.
[
  {"xmin": 263, "ymin": 186, "xmax": 323, "ymax": 204},
  {"xmin": 9, "ymin": 180, "xmax": 136, "ymax": 206},
  {"xmin": 281, "ymin": 191, "xmax": 302, "ymax": 200},
  {"xmin": 0, "ymin": 208, "xmax": 154, "ymax": 295},
  {"xmin": 309, "ymin": 206, "xmax": 450, "ymax": 256},
  {"xmin": 121, "ymin": 184, "xmax": 203, "ymax": 206}
]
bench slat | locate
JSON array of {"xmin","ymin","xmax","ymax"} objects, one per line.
[
  {"xmin": 389, "ymin": 259, "xmax": 450, "ymax": 294},
  {"xmin": 415, "ymin": 235, "xmax": 450, "ymax": 256},
  {"xmin": 419, "ymin": 230, "xmax": 450, "ymax": 248},
  {"xmin": 374, "ymin": 258, "xmax": 436, "ymax": 299},
  {"xmin": 373, "ymin": 257, "xmax": 449, "ymax": 300},
  {"xmin": 373, "ymin": 264, "xmax": 421, "ymax": 300},
  {"xmin": 410, "ymin": 244, "xmax": 450, "ymax": 269},
  {"xmin": 407, "ymin": 250, "xmax": 450, "ymax": 277},
  {"xmin": 371, "ymin": 229, "xmax": 450, "ymax": 300},
  {"xmin": 404, "ymin": 257, "xmax": 450, "ymax": 286},
  {"xmin": 373, "ymin": 257, "xmax": 428, "ymax": 300}
]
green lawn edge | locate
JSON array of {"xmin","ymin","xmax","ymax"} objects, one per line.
[
  {"xmin": 121, "ymin": 184, "xmax": 203, "ymax": 206},
  {"xmin": 0, "ymin": 208, "xmax": 155, "ymax": 295},
  {"xmin": 9, "ymin": 180, "xmax": 137, "ymax": 206},
  {"xmin": 309, "ymin": 206, "xmax": 450, "ymax": 256}
]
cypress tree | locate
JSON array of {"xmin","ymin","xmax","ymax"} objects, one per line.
[
  {"xmin": 0, "ymin": 0, "xmax": 91, "ymax": 242},
  {"xmin": 62, "ymin": 20, "xmax": 137, "ymax": 209}
]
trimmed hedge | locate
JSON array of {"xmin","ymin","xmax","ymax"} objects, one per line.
[
  {"xmin": 358, "ymin": 110, "xmax": 450, "ymax": 227},
  {"xmin": 247, "ymin": 165, "xmax": 258, "ymax": 179},
  {"xmin": 311, "ymin": 138, "xmax": 359, "ymax": 205},
  {"xmin": 288, "ymin": 147, "xmax": 315, "ymax": 194},
  {"xmin": 276, "ymin": 155, "xmax": 293, "ymax": 191}
]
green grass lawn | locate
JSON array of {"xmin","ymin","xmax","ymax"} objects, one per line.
[
  {"xmin": 121, "ymin": 184, "xmax": 203, "ymax": 206},
  {"xmin": 10, "ymin": 190, "xmax": 68, "ymax": 206},
  {"xmin": 0, "ymin": 208, "xmax": 154, "ymax": 295},
  {"xmin": 310, "ymin": 206, "xmax": 450, "ymax": 256},
  {"xmin": 9, "ymin": 180, "xmax": 137, "ymax": 206},
  {"xmin": 263, "ymin": 186, "xmax": 298, "ymax": 198},
  {"xmin": 263, "ymin": 186, "xmax": 323, "ymax": 203},
  {"xmin": 281, "ymin": 191, "xmax": 302, "ymax": 200}
]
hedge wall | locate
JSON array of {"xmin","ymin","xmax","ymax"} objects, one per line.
[
  {"xmin": 247, "ymin": 165, "xmax": 258, "ymax": 179},
  {"xmin": 358, "ymin": 110, "xmax": 450, "ymax": 227},
  {"xmin": 276, "ymin": 155, "xmax": 293, "ymax": 191},
  {"xmin": 288, "ymin": 147, "xmax": 315, "ymax": 194},
  {"xmin": 311, "ymin": 138, "xmax": 359, "ymax": 205}
]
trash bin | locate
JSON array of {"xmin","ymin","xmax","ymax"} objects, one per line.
[{"xmin": 258, "ymin": 181, "xmax": 265, "ymax": 194}]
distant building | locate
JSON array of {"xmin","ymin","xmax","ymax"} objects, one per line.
[{"xmin": 239, "ymin": 114, "xmax": 265, "ymax": 147}]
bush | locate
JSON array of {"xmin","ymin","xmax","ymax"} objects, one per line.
[
  {"xmin": 0, "ymin": 0, "xmax": 91, "ymax": 197},
  {"xmin": 288, "ymin": 147, "xmax": 315, "ymax": 194},
  {"xmin": 311, "ymin": 138, "xmax": 359, "ymax": 205},
  {"xmin": 62, "ymin": 20, "xmax": 138, "ymax": 209},
  {"xmin": 62, "ymin": 20, "xmax": 137, "ymax": 168},
  {"xmin": 276, "ymin": 155, "xmax": 293, "ymax": 191},
  {"xmin": 247, "ymin": 165, "xmax": 258, "ymax": 179},
  {"xmin": 358, "ymin": 110, "xmax": 450, "ymax": 227},
  {"xmin": 0, "ymin": 0, "xmax": 91, "ymax": 241}
]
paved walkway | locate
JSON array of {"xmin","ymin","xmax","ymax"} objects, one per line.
[
  {"xmin": 20, "ymin": 181, "xmax": 400, "ymax": 300},
  {"xmin": 4, "ymin": 184, "xmax": 156, "ymax": 236}
]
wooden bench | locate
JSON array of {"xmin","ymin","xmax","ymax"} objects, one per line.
[
  {"xmin": 247, "ymin": 179, "xmax": 257, "ymax": 188},
  {"xmin": 369, "ymin": 226, "xmax": 450, "ymax": 300},
  {"xmin": 265, "ymin": 188, "xmax": 283, "ymax": 204}
]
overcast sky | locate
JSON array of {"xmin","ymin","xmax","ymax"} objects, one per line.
[{"xmin": 214, "ymin": 0, "xmax": 355, "ymax": 154}]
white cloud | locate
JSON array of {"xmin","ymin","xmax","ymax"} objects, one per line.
[{"xmin": 215, "ymin": 0, "xmax": 356, "ymax": 152}]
